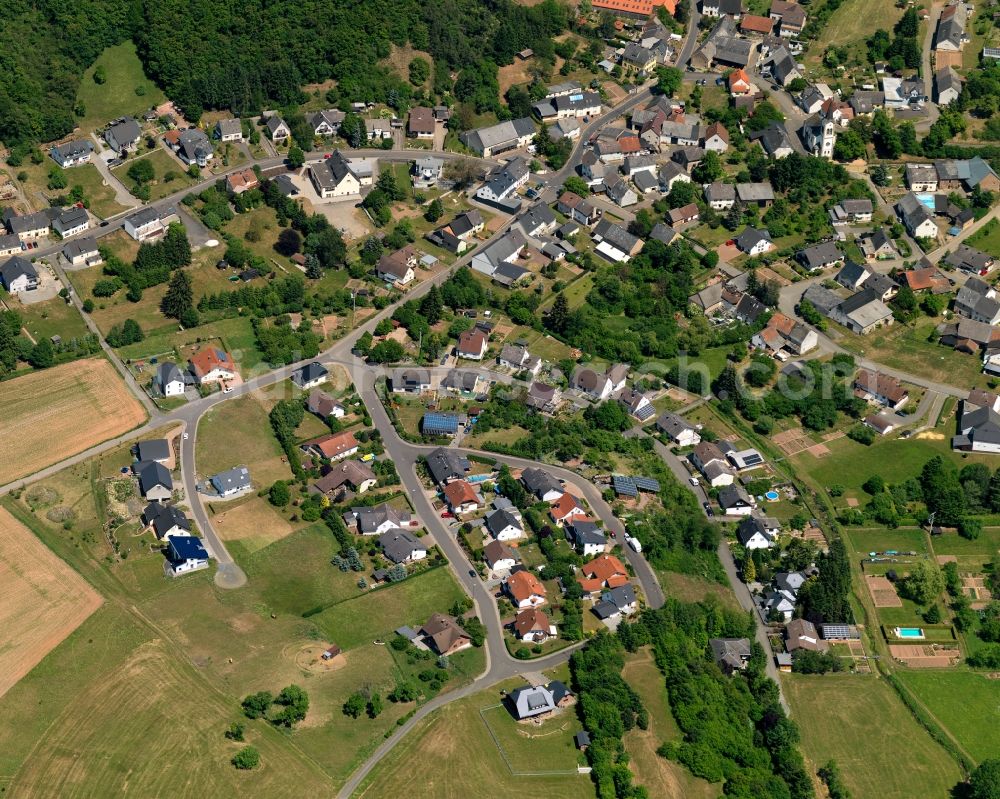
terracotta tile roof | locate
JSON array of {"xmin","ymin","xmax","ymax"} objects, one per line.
[
  {"xmin": 577, "ymin": 554, "xmax": 629, "ymax": 593},
  {"xmin": 506, "ymin": 570, "xmax": 547, "ymax": 603},
  {"xmin": 550, "ymin": 493, "xmax": 585, "ymax": 521},
  {"xmin": 513, "ymin": 607, "xmax": 550, "ymax": 636},
  {"xmin": 444, "ymin": 480, "xmax": 479, "ymax": 508},
  {"xmin": 740, "ymin": 14, "xmax": 774, "ymax": 33},
  {"xmin": 188, "ymin": 347, "xmax": 235, "ymax": 378},
  {"xmin": 310, "ymin": 430, "xmax": 359, "ymax": 459}
]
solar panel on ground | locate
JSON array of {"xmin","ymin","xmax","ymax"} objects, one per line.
[
  {"xmin": 632, "ymin": 476, "xmax": 660, "ymax": 492},
  {"xmin": 819, "ymin": 623, "xmax": 859, "ymax": 640},
  {"xmin": 612, "ymin": 475, "xmax": 638, "ymax": 496}
]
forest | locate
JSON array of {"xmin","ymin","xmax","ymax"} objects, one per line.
[{"xmin": 0, "ymin": 0, "xmax": 570, "ymax": 146}]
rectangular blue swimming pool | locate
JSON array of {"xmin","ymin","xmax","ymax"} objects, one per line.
[{"xmin": 895, "ymin": 627, "xmax": 925, "ymax": 639}]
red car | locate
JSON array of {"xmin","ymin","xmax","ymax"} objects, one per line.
[{"xmin": 440, "ymin": 511, "xmax": 454, "ymax": 518}]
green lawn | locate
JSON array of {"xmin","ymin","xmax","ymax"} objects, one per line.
[
  {"xmin": 929, "ymin": 528, "xmax": 1000, "ymax": 571},
  {"xmin": 112, "ymin": 148, "xmax": 196, "ymax": 201},
  {"xmin": 783, "ymin": 674, "xmax": 962, "ymax": 799},
  {"xmin": 196, "ymin": 393, "xmax": 287, "ymax": 483},
  {"xmin": 66, "ymin": 163, "xmax": 131, "ymax": 218},
  {"xmin": 309, "ymin": 566, "xmax": 468, "ymax": 650},
  {"xmin": 16, "ymin": 296, "xmax": 90, "ymax": 344},
  {"xmin": 967, "ymin": 218, "xmax": 1000, "ymax": 258},
  {"xmin": 75, "ymin": 41, "xmax": 166, "ymax": 135},
  {"xmin": 115, "ymin": 315, "xmax": 265, "ymax": 375},
  {"xmin": 897, "ymin": 670, "xmax": 1000, "ymax": 765},
  {"xmin": 354, "ymin": 676, "xmax": 593, "ymax": 799}
]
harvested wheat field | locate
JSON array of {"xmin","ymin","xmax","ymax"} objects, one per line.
[
  {"xmin": 7, "ymin": 639, "xmax": 333, "ymax": 798},
  {"xmin": 0, "ymin": 359, "xmax": 146, "ymax": 484},
  {"xmin": 0, "ymin": 506, "xmax": 103, "ymax": 698}
]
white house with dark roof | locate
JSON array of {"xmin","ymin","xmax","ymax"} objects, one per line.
[
  {"xmin": 485, "ymin": 508, "xmax": 524, "ymax": 542},
  {"xmin": 0, "ymin": 256, "xmax": 39, "ymax": 294},
  {"xmin": 210, "ymin": 466, "xmax": 252, "ymax": 497},
  {"xmin": 310, "ymin": 151, "xmax": 361, "ymax": 199},
  {"xmin": 50, "ymin": 139, "xmax": 94, "ymax": 168},
  {"xmin": 291, "ymin": 361, "xmax": 328, "ymax": 390},
  {"xmin": 656, "ymin": 412, "xmax": 701, "ymax": 447}
]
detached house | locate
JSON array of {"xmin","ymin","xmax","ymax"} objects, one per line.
[
  {"xmin": 167, "ymin": 535, "xmax": 210, "ymax": 576},
  {"xmin": 214, "ymin": 118, "xmax": 243, "ymax": 142},
  {"xmin": 0, "ymin": 256, "xmax": 39, "ymax": 294},
  {"xmin": 305, "ymin": 430, "xmax": 360, "ymax": 462},
  {"xmin": 306, "ymin": 109, "xmax": 346, "ymax": 137},
  {"xmin": 154, "ymin": 362, "xmax": 186, "ymax": 397},
  {"xmin": 377, "ymin": 246, "xmax": 417, "ymax": 286},
  {"xmin": 521, "ymin": 467, "xmax": 564, "ymax": 502},
  {"xmin": 505, "ymin": 570, "xmax": 547, "ymax": 609},
  {"xmin": 379, "ymin": 529, "xmax": 427, "ymax": 564},
  {"xmin": 291, "ymin": 361, "xmax": 328, "ymax": 390},
  {"xmin": 50, "ymin": 139, "xmax": 94, "ymax": 168},
  {"xmin": 210, "ymin": 466, "xmax": 252, "ymax": 498},
  {"xmin": 309, "ymin": 151, "xmax": 361, "ymax": 199},
  {"xmin": 104, "ymin": 118, "xmax": 140, "ymax": 153},
  {"xmin": 577, "ymin": 553, "xmax": 630, "ymax": 596},
  {"xmin": 689, "ymin": 442, "xmax": 735, "ymax": 487},
  {"xmin": 485, "ymin": 508, "xmax": 524, "ymax": 541},
  {"xmin": 265, "ymin": 116, "xmax": 291, "ymax": 141},
  {"xmin": 457, "ymin": 328, "xmax": 488, "ymax": 360},
  {"xmin": 656, "ymin": 412, "xmax": 701, "ymax": 447},
  {"xmin": 896, "ymin": 192, "xmax": 938, "ymax": 239},
  {"xmin": 737, "ymin": 515, "xmax": 778, "ymax": 549},
  {"xmin": 188, "ymin": 348, "xmax": 237, "ymax": 385},
  {"xmin": 137, "ymin": 461, "xmax": 173, "ymax": 503},
  {"xmin": 854, "ymin": 369, "xmax": 909, "ymax": 410}
]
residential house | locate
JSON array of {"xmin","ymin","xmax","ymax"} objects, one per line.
[
  {"xmin": 526, "ymin": 381, "xmax": 562, "ymax": 413},
  {"xmin": 751, "ymin": 122, "xmax": 795, "ymax": 159},
  {"xmin": 854, "ymin": 369, "xmax": 909, "ymax": 410},
  {"xmin": 710, "ymin": 638, "xmax": 752, "ymax": 673},
  {"xmin": 390, "ymin": 368, "xmax": 432, "ymax": 394},
  {"xmin": 896, "ymin": 192, "xmax": 938, "ymax": 239},
  {"xmin": 291, "ymin": 361, "xmax": 328, "ymax": 390},
  {"xmin": 137, "ymin": 461, "xmax": 172, "ymax": 502},
  {"xmin": 935, "ymin": 66, "xmax": 964, "ymax": 106},
  {"xmin": 593, "ymin": 584, "xmax": 638, "ymax": 621},
  {"xmin": 786, "ymin": 618, "xmax": 828, "ymax": 652},
  {"xmin": 532, "ymin": 91, "xmax": 603, "ymax": 120},
  {"xmin": 577, "ymin": 553, "xmax": 630, "ymax": 596},
  {"xmin": 768, "ymin": 47, "xmax": 801, "ymax": 87},
  {"xmin": 306, "ymin": 109, "xmax": 346, "ymax": 137},
  {"xmin": 443, "ymin": 480, "xmax": 482, "ymax": 514},
  {"xmin": 752, "ymin": 311, "xmax": 818, "ymax": 355},
  {"xmin": 507, "ymin": 681, "xmax": 572, "ymax": 720},
  {"xmin": 0, "ymin": 256, "xmax": 38, "ymax": 293},
  {"xmin": 209, "ymin": 466, "xmax": 252, "ymax": 497},
  {"xmin": 834, "ymin": 260, "xmax": 872, "ymax": 291},
  {"xmin": 703, "ymin": 121, "xmax": 730, "ymax": 152},
  {"xmin": 153, "ymin": 362, "xmax": 186, "ymax": 397},
  {"xmin": 557, "ymin": 192, "xmax": 601, "ymax": 226},
  {"xmin": 769, "ymin": 0, "xmax": 806, "ymax": 36},
  {"xmin": 345, "ymin": 503, "xmax": 413, "ymax": 536},
  {"xmin": 650, "ymin": 222, "xmax": 681, "ymax": 246},
  {"xmin": 860, "ymin": 228, "xmax": 897, "ymax": 260},
  {"xmin": 702, "ymin": 0, "xmax": 744, "ymax": 18},
  {"xmin": 592, "ymin": 219, "xmax": 643, "ymax": 262},
  {"xmin": 945, "ymin": 245, "xmax": 995, "ymax": 275},
  {"xmin": 188, "ymin": 347, "xmax": 237, "ymax": 385},
  {"xmin": 214, "ymin": 118, "xmax": 243, "ymax": 141},
  {"xmin": 659, "ymin": 161, "xmax": 691, "ymax": 193},
  {"xmin": 498, "ymin": 343, "xmax": 542, "ymax": 375},
  {"xmin": 309, "ymin": 151, "xmax": 361, "ymax": 199},
  {"xmin": 897, "ymin": 264, "xmax": 951, "ymax": 293},
  {"xmin": 568, "ymin": 520, "xmax": 607, "ymax": 557},
  {"xmin": 797, "ymin": 240, "xmax": 844, "ymax": 271},
  {"xmin": 166, "ymin": 535, "xmax": 210, "ymax": 576},
  {"xmin": 173, "ymin": 128, "xmax": 214, "ymax": 167},
  {"xmin": 883, "ymin": 76, "xmax": 926, "ymax": 109},
  {"xmin": 456, "ymin": 328, "xmax": 489, "ymax": 360},
  {"xmin": 427, "ymin": 210, "xmax": 484, "ymax": 254},
  {"xmin": 135, "ymin": 439, "xmax": 171, "ymax": 464},
  {"xmin": 735, "ymin": 227, "xmax": 773, "ymax": 255},
  {"xmin": 573, "ymin": 363, "xmax": 628, "ymax": 399},
  {"xmin": 425, "ymin": 448, "xmax": 471, "ymax": 485},
  {"xmin": 226, "ymin": 168, "xmax": 259, "ymax": 195},
  {"xmin": 618, "ymin": 389, "xmax": 655, "ymax": 421},
  {"xmin": 954, "ymin": 277, "xmax": 1000, "ymax": 324},
  {"xmin": 667, "ymin": 203, "xmax": 700, "ymax": 227},
  {"xmin": 307, "ymin": 389, "xmax": 345, "ymax": 419},
  {"xmin": 143, "ymin": 502, "xmax": 191, "ymax": 540},
  {"xmin": 718, "ymin": 484, "xmax": 754, "ymax": 515},
  {"xmin": 459, "ymin": 118, "xmax": 536, "ymax": 157},
  {"xmin": 305, "ymin": 430, "xmax": 360, "ymax": 462},
  {"xmin": 728, "ymin": 68, "xmax": 754, "ymax": 95},
  {"xmin": 484, "ymin": 540, "xmax": 519, "ymax": 573},
  {"xmin": 737, "ymin": 515, "xmax": 778, "ymax": 549},
  {"xmin": 829, "ymin": 198, "xmax": 874, "ymax": 224},
  {"xmin": 5, "ymin": 210, "xmax": 50, "ymax": 240},
  {"xmin": 407, "ymin": 107, "xmax": 436, "ymax": 139},
  {"xmin": 505, "ymin": 570, "xmax": 547, "ymax": 609},
  {"xmin": 604, "ymin": 177, "xmax": 638, "ymax": 207},
  {"xmin": 934, "ymin": 2, "xmax": 969, "ymax": 52},
  {"xmin": 0, "ymin": 234, "xmax": 22, "ymax": 258},
  {"xmin": 376, "ymin": 246, "xmax": 418, "ymax": 286},
  {"xmin": 740, "ymin": 14, "xmax": 774, "ymax": 36},
  {"xmin": 517, "ymin": 203, "xmax": 558, "ymax": 238},
  {"xmin": 104, "ymin": 118, "xmax": 140, "ymax": 153},
  {"xmin": 705, "ymin": 182, "xmax": 737, "ymax": 210},
  {"xmin": 655, "ymin": 412, "xmax": 701, "ymax": 447},
  {"xmin": 420, "ymin": 614, "xmax": 472, "ymax": 655},
  {"xmin": 689, "ymin": 442, "xmax": 736, "ymax": 487},
  {"xmin": 412, "ymin": 156, "xmax": 443, "ymax": 189},
  {"xmin": 521, "ymin": 467, "xmax": 564, "ymax": 502},
  {"xmin": 831, "ymin": 289, "xmax": 895, "ymax": 334},
  {"xmin": 905, "ymin": 163, "xmax": 939, "ymax": 191},
  {"xmin": 469, "ymin": 228, "xmax": 530, "ymax": 286},
  {"xmin": 312, "ymin": 460, "xmax": 377, "ymax": 497},
  {"xmin": 476, "ymin": 157, "xmax": 530, "ymax": 208},
  {"xmin": 548, "ymin": 118, "xmax": 581, "ymax": 141},
  {"xmin": 50, "ymin": 139, "xmax": 94, "ymax": 168},
  {"xmin": 513, "ymin": 608, "xmax": 554, "ymax": 642},
  {"xmin": 265, "ymin": 116, "xmax": 291, "ymax": 141},
  {"xmin": 123, "ymin": 207, "xmax": 170, "ymax": 242},
  {"xmin": 485, "ymin": 508, "xmax": 524, "ymax": 542},
  {"xmin": 549, "ymin": 492, "xmax": 589, "ymax": 527},
  {"xmin": 862, "ymin": 271, "xmax": 897, "ymax": 300},
  {"xmin": 379, "ymin": 529, "xmax": 427, "ymax": 563},
  {"xmin": 849, "ymin": 90, "xmax": 885, "ymax": 115},
  {"xmin": 440, "ymin": 369, "xmax": 487, "ymax": 396}
]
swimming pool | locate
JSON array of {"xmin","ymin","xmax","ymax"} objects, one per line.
[
  {"xmin": 765, "ymin": 490, "xmax": 780, "ymax": 501},
  {"xmin": 915, "ymin": 193, "xmax": 936, "ymax": 210},
  {"xmin": 895, "ymin": 627, "xmax": 925, "ymax": 639}
]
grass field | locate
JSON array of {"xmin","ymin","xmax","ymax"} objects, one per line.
[
  {"xmin": 13, "ymin": 161, "xmax": 128, "ymax": 219},
  {"xmin": 112, "ymin": 148, "xmax": 196, "ymax": 201},
  {"xmin": 309, "ymin": 566, "xmax": 468, "ymax": 650},
  {"xmin": 196, "ymin": 393, "xmax": 287, "ymax": 484},
  {"xmin": 15, "ymin": 295, "xmax": 90, "ymax": 344},
  {"xmin": 783, "ymin": 674, "xmax": 962, "ymax": 799},
  {"xmin": 622, "ymin": 649, "xmax": 719, "ymax": 798},
  {"xmin": 898, "ymin": 670, "xmax": 1000, "ymax": 764},
  {"xmin": 0, "ymin": 359, "xmax": 146, "ymax": 484},
  {"xmin": 806, "ymin": 0, "xmax": 903, "ymax": 63},
  {"xmin": 75, "ymin": 42, "xmax": 166, "ymax": 136},
  {"xmin": 659, "ymin": 571, "xmax": 741, "ymax": 611},
  {"xmin": 114, "ymin": 315, "xmax": 265, "ymax": 376},
  {"xmin": 0, "ymin": 506, "xmax": 103, "ymax": 699},
  {"xmin": 355, "ymin": 677, "xmax": 594, "ymax": 799},
  {"xmin": 967, "ymin": 218, "xmax": 1000, "ymax": 257}
]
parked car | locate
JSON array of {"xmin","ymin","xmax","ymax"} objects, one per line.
[{"xmin": 689, "ymin": 476, "xmax": 700, "ymax": 486}]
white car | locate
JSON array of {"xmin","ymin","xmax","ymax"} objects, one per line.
[
  {"xmin": 689, "ymin": 476, "xmax": 700, "ymax": 486},
  {"xmin": 222, "ymin": 386, "xmax": 234, "ymax": 394}
]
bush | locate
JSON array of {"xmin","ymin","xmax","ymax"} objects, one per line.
[{"xmin": 231, "ymin": 746, "xmax": 260, "ymax": 770}]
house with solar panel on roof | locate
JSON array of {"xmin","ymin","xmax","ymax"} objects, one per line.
[{"xmin": 421, "ymin": 412, "xmax": 463, "ymax": 437}]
